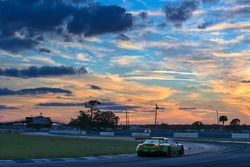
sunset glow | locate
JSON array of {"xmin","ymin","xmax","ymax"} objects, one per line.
[{"xmin": 0, "ymin": 0, "xmax": 249, "ymax": 125}]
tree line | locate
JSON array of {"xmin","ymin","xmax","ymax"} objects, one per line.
[
  {"xmin": 192, "ymin": 115, "xmax": 241, "ymax": 127},
  {"xmin": 69, "ymin": 100, "xmax": 119, "ymax": 130}
]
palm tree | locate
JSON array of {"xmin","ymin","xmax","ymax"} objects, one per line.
[
  {"xmin": 219, "ymin": 115, "xmax": 228, "ymax": 126},
  {"xmin": 230, "ymin": 118, "xmax": 240, "ymax": 126}
]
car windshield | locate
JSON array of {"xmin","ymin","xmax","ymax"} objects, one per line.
[{"xmin": 144, "ymin": 139, "xmax": 163, "ymax": 144}]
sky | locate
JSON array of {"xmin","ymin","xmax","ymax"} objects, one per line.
[{"xmin": 0, "ymin": 0, "xmax": 249, "ymax": 125}]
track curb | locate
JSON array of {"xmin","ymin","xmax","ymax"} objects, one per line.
[{"xmin": 0, "ymin": 154, "xmax": 135, "ymax": 165}]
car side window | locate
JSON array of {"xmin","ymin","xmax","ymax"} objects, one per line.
[{"xmin": 166, "ymin": 139, "xmax": 176, "ymax": 145}]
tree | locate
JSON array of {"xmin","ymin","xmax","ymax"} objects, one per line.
[
  {"xmin": 69, "ymin": 110, "xmax": 91, "ymax": 129},
  {"xmin": 85, "ymin": 100, "xmax": 101, "ymax": 123},
  {"xmin": 192, "ymin": 121, "xmax": 203, "ymax": 126},
  {"xmin": 94, "ymin": 111, "xmax": 119, "ymax": 130},
  {"xmin": 230, "ymin": 118, "xmax": 240, "ymax": 126},
  {"xmin": 192, "ymin": 121, "xmax": 204, "ymax": 130},
  {"xmin": 219, "ymin": 115, "xmax": 228, "ymax": 126}
]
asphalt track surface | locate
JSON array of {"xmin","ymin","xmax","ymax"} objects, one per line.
[{"xmin": 1, "ymin": 134, "xmax": 250, "ymax": 167}]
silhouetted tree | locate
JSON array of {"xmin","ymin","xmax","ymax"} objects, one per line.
[
  {"xmin": 85, "ymin": 100, "xmax": 101, "ymax": 124},
  {"xmin": 94, "ymin": 111, "xmax": 119, "ymax": 130},
  {"xmin": 219, "ymin": 115, "xmax": 228, "ymax": 126},
  {"xmin": 230, "ymin": 118, "xmax": 240, "ymax": 126},
  {"xmin": 192, "ymin": 121, "xmax": 203, "ymax": 126},
  {"xmin": 192, "ymin": 121, "xmax": 204, "ymax": 128},
  {"xmin": 69, "ymin": 110, "xmax": 91, "ymax": 129}
]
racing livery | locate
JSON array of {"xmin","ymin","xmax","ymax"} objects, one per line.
[{"xmin": 136, "ymin": 137, "xmax": 184, "ymax": 157}]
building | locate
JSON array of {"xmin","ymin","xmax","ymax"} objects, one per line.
[{"xmin": 25, "ymin": 113, "xmax": 52, "ymax": 129}]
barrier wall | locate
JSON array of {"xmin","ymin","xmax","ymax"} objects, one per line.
[
  {"xmin": 174, "ymin": 133, "xmax": 199, "ymax": 138},
  {"xmin": 232, "ymin": 133, "xmax": 249, "ymax": 139},
  {"xmin": 49, "ymin": 129, "xmax": 81, "ymax": 135},
  {"xmin": 0, "ymin": 129, "xmax": 25, "ymax": 133},
  {"xmin": 150, "ymin": 132, "xmax": 173, "ymax": 137},
  {"xmin": 114, "ymin": 131, "xmax": 131, "ymax": 136},
  {"xmin": 80, "ymin": 131, "xmax": 87, "ymax": 135},
  {"xmin": 1, "ymin": 129, "xmax": 249, "ymax": 139},
  {"xmin": 100, "ymin": 132, "xmax": 114, "ymax": 136},
  {"xmin": 87, "ymin": 131, "xmax": 99, "ymax": 135},
  {"xmin": 132, "ymin": 132, "xmax": 150, "ymax": 137},
  {"xmin": 199, "ymin": 133, "xmax": 231, "ymax": 138}
]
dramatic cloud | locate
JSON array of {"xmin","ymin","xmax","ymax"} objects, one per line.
[
  {"xmin": 242, "ymin": 80, "xmax": 250, "ymax": 83},
  {"xmin": 197, "ymin": 22, "xmax": 211, "ymax": 29},
  {"xmin": 0, "ymin": 66, "xmax": 87, "ymax": 78},
  {"xmin": 0, "ymin": 0, "xmax": 132, "ymax": 52},
  {"xmin": 36, "ymin": 102, "xmax": 86, "ymax": 107},
  {"xmin": 164, "ymin": 0, "xmax": 219, "ymax": 27},
  {"xmin": 165, "ymin": 0, "xmax": 200, "ymax": 27},
  {"xmin": 88, "ymin": 84, "xmax": 102, "ymax": 90},
  {"xmin": 0, "ymin": 37, "xmax": 38, "ymax": 52},
  {"xmin": 179, "ymin": 107, "xmax": 197, "ymax": 110},
  {"xmin": 0, "ymin": 105, "xmax": 18, "ymax": 110},
  {"xmin": 0, "ymin": 87, "xmax": 72, "ymax": 96},
  {"xmin": 35, "ymin": 101, "xmax": 138, "ymax": 111},
  {"xmin": 99, "ymin": 105, "xmax": 138, "ymax": 111},
  {"xmin": 38, "ymin": 48, "xmax": 51, "ymax": 53},
  {"xmin": 67, "ymin": 5, "xmax": 132, "ymax": 36}
]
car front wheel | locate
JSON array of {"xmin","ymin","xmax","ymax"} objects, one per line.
[{"xmin": 137, "ymin": 151, "xmax": 144, "ymax": 157}]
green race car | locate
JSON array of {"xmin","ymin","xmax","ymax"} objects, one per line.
[{"xmin": 136, "ymin": 137, "xmax": 184, "ymax": 157}]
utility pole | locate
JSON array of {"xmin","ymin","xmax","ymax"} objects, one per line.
[
  {"xmin": 128, "ymin": 115, "xmax": 129, "ymax": 126},
  {"xmin": 125, "ymin": 109, "xmax": 128, "ymax": 126},
  {"xmin": 155, "ymin": 104, "xmax": 159, "ymax": 125},
  {"xmin": 216, "ymin": 110, "xmax": 219, "ymax": 125}
]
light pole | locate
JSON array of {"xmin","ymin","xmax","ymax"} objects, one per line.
[{"xmin": 154, "ymin": 104, "xmax": 159, "ymax": 125}]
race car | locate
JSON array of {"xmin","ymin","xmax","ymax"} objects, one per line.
[{"xmin": 136, "ymin": 137, "xmax": 184, "ymax": 157}]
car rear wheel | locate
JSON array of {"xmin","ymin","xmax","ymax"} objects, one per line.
[
  {"xmin": 179, "ymin": 146, "xmax": 184, "ymax": 155},
  {"xmin": 169, "ymin": 147, "xmax": 173, "ymax": 157},
  {"xmin": 164, "ymin": 147, "xmax": 172, "ymax": 157},
  {"xmin": 137, "ymin": 151, "xmax": 144, "ymax": 157}
]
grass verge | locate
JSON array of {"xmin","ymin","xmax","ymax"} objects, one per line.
[{"xmin": 0, "ymin": 133, "xmax": 138, "ymax": 160}]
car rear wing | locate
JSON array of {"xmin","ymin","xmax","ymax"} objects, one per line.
[
  {"xmin": 135, "ymin": 136, "xmax": 151, "ymax": 141},
  {"xmin": 135, "ymin": 137, "xmax": 166, "ymax": 142}
]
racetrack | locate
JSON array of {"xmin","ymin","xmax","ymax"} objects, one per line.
[{"xmin": 1, "ymin": 141, "xmax": 249, "ymax": 167}]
